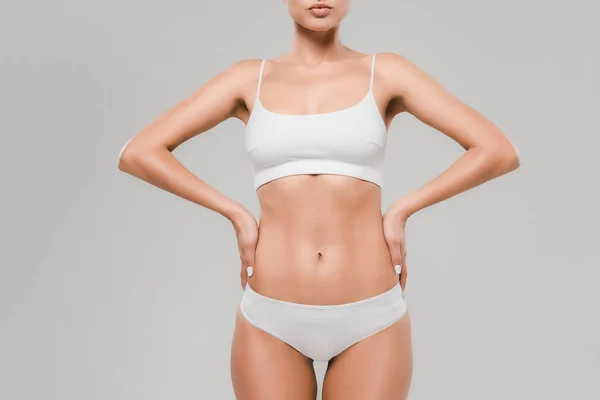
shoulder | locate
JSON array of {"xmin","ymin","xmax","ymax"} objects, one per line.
[
  {"xmin": 227, "ymin": 58, "xmax": 263, "ymax": 71},
  {"xmin": 374, "ymin": 52, "xmax": 426, "ymax": 81},
  {"xmin": 203, "ymin": 59, "xmax": 264, "ymax": 101},
  {"xmin": 212, "ymin": 58, "xmax": 261, "ymax": 84},
  {"xmin": 221, "ymin": 58, "xmax": 264, "ymax": 81},
  {"xmin": 374, "ymin": 51, "xmax": 411, "ymax": 66},
  {"xmin": 374, "ymin": 52, "xmax": 441, "ymax": 98},
  {"xmin": 204, "ymin": 59, "xmax": 261, "ymax": 85}
]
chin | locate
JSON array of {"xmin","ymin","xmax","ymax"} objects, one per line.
[
  {"xmin": 299, "ymin": 19, "xmax": 340, "ymax": 32},
  {"xmin": 297, "ymin": 13, "xmax": 344, "ymax": 31}
]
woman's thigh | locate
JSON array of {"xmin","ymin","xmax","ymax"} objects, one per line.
[
  {"xmin": 322, "ymin": 309, "xmax": 413, "ymax": 400},
  {"xmin": 230, "ymin": 306, "xmax": 318, "ymax": 400}
]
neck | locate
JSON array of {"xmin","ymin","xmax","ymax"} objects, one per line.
[{"xmin": 289, "ymin": 22, "xmax": 348, "ymax": 66}]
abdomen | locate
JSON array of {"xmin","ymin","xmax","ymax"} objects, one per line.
[{"xmin": 249, "ymin": 174, "xmax": 398, "ymax": 304}]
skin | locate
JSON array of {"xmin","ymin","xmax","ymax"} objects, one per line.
[{"xmin": 118, "ymin": 0, "xmax": 520, "ymax": 398}]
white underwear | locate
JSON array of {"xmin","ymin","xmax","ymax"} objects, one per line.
[{"xmin": 239, "ymin": 282, "xmax": 407, "ymax": 362}]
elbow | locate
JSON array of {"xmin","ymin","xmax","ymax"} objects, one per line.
[
  {"xmin": 490, "ymin": 140, "xmax": 521, "ymax": 175},
  {"xmin": 503, "ymin": 141, "xmax": 521, "ymax": 172},
  {"xmin": 117, "ymin": 141, "xmax": 130, "ymax": 172},
  {"xmin": 118, "ymin": 138, "xmax": 139, "ymax": 173},
  {"xmin": 118, "ymin": 138, "xmax": 169, "ymax": 176}
]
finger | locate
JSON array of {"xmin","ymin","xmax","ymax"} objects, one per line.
[
  {"xmin": 245, "ymin": 248, "xmax": 255, "ymax": 279},
  {"xmin": 400, "ymin": 268, "xmax": 406, "ymax": 291},
  {"xmin": 240, "ymin": 263, "xmax": 247, "ymax": 290},
  {"xmin": 241, "ymin": 242, "xmax": 256, "ymax": 278},
  {"xmin": 388, "ymin": 240, "xmax": 403, "ymax": 279},
  {"xmin": 400, "ymin": 247, "xmax": 408, "ymax": 291}
]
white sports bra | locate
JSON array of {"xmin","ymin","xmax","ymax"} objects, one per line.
[{"xmin": 245, "ymin": 53, "xmax": 388, "ymax": 191}]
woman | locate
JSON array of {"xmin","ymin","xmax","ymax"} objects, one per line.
[{"xmin": 118, "ymin": 0, "xmax": 520, "ymax": 398}]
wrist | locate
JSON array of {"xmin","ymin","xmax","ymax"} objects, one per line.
[
  {"xmin": 219, "ymin": 201, "xmax": 248, "ymax": 224},
  {"xmin": 389, "ymin": 200, "xmax": 413, "ymax": 223}
]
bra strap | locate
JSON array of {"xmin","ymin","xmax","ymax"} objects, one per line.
[
  {"xmin": 256, "ymin": 59, "xmax": 266, "ymax": 100},
  {"xmin": 369, "ymin": 53, "xmax": 377, "ymax": 90}
]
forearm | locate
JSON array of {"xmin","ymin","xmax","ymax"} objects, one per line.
[
  {"xmin": 118, "ymin": 145, "xmax": 247, "ymax": 222},
  {"xmin": 392, "ymin": 143, "xmax": 520, "ymax": 219}
]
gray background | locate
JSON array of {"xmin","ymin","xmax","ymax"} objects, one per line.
[{"xmin": 1, "ymin": 0, "xmax": 598, "ymax": 399}]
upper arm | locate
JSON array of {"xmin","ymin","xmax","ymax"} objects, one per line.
[
  {"xmin": 378, "ymin": 52, "xmax": 516, "ymax": 153},
  {"xmin": 125, "ymin": 58, "xmax": 260, "ymax": 153}
]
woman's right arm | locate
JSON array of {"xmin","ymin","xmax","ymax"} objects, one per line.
[
  {"xmin": 118, "ymin": 59, "xmax": 261, "ymax": 288},
  {"xmin": 117, "ymin": 59, "xmax": 258, "ymax": 222}
]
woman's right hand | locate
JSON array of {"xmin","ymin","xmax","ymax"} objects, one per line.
[{"xmin": 230, "ymin": 208, "xmax": 259, "ymax": 290}]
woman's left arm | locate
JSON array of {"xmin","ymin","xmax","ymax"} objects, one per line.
[
  {"xmin": 382, "ymin": 51, "xmax": 520, "ymax": 217},
  {"xmin": 378, "ymin": 52, "xmax": 520, "ymax": 287}
]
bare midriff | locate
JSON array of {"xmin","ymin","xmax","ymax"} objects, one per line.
[{"xmin": 251, "ymin": 174, "xmax": 399, "ymax": 305}]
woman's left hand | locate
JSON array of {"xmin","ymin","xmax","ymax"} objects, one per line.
[{"xmin": 382, "ymin": 204, "xmax": 410, "ymax": 291}]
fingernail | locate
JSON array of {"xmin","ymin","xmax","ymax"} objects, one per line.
[
  {"xmin": 247, "ymin": 266, "xmax": 253, "ymax": 277},
  {"xmin": 394, "ymin": 264, "xmax": 402, "ymax": 275}
]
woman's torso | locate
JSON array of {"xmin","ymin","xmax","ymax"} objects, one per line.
[{"xmin": 244, "ymin": 52, "xmax": 398, "ymax": 304}]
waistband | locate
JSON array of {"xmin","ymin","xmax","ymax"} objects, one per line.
[{"xmin": 243, "ymin": 282, "xmax": 403, "ymax": 310}]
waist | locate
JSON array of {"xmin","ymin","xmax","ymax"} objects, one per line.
[{"xmin": 251, "ymin": 204, "xmax": 397, "ymax": 305}]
